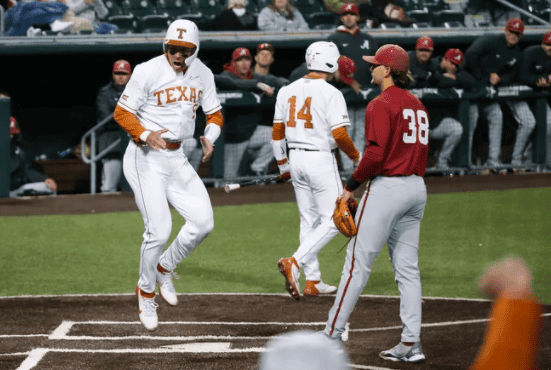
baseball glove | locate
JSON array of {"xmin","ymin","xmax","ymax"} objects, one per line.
[{"xmin": 333, "ymin": 196, "xmax": 358, "ymax": 237}]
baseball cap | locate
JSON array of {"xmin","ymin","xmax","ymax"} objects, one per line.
[
  {"xmin": 10, "ymin": 117, "xmax": 20, "ymax": 135},
  {"xmin": 543, "ymin": 31, "xmax": 551, "ymax": 44},
  {"xmin": 338, "ymin": 56, "xmax": 356, "ymax": 86},
  {"xmin": 415, "ymin": 36, "xmax": 434, "ymax": 50},
  {"xmin": 444, "ymin": 48, "xmax": 464, "ymax": 65},
  {"xmin": 257, "ymin": 43, "xmax": 275, "ymax": 56},
  {"xmin": 113, "ymin": 59, "xmax": 131, "ymax": 74},
  {"xmin": 341, "ymin": 3, "xmax": 359, "ymax": 15},
  {"xmin": 506, "ymin": 18, "xmax": 524, "ymax": 34},
  {"xmin": 232, "ymin": 47, "xmax": 252, "ymax": 61},
  {"xmin": 363, "ymin": 44, "xmax": 410, "ymax": 72}
]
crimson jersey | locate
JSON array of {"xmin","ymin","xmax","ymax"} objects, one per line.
[{"xmin": 356, "ymin": 86, "xmax": 429, "ymax": 179}]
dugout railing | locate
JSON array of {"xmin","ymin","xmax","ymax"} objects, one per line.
[{"xmin": 79, "ymin": 84, "xmax": 549, "ymax": 195}]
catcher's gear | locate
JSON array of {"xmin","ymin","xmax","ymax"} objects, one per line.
[{"xmin": 333, "ymin": 196, "xmax": 358, "ymax": 237}]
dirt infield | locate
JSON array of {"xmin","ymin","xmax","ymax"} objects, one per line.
[{"xmin": 1, "ymin": 172, "xmax": 550, "ymax": 369}]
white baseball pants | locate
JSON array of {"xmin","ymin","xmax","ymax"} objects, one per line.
[
  {"xmin": 289, "ymin": 149, "xmax": 342, "ymax": 282},
  {"xmin": 123, "ymin": 141, "xmax": 214, "ymax": 294}
]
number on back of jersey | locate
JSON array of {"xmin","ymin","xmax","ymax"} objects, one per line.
[{"xmin": 402, "ymin": 109, "xmax": 429, "ymax": 145}]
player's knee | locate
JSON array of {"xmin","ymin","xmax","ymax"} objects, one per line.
[
  {"xmin": 195, "ymin": 216, "xmax": 214, "ymax": 238},
  {"xmin": 147, "ymin": 223, "xmax": 172, "ymax": 245}
]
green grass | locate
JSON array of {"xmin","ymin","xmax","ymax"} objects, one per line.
[{"xmin": 1, "ymin": 187, "xmax": 550, "ymax": 302}]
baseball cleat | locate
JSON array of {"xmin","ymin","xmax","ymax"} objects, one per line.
[
  {"xmin": 136, "ymin": 286, "xmax": 159, "ymax": 331},
  {"xmin": 156, "ymin": 264, "xmax": 178, "ymax": 306},
  {"xmin": 379, "ymin": 342, "xmax": 425, "ymax": 362},
  {"xmin": 304, "ymin": 280, "xmax": 337, "ymax": 296},
  {"xmin": 277, "ymin": 257, "xmax": 300, "ymax": 300}
]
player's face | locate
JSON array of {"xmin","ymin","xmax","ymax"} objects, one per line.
[
  {"xmin": 505, "ymin": 30, "xmax": 522, "ymax": 47},
  {"xmin": 166, "ymin": 45, "xmax": 195, "ymax": 72},
  {"xmin": 415, "ymin": 49, "xmax": 433, "ymax": 64},
  {"xmin": 255, "ymin": 50, "xmax": 274, "ymax": 67},
  {"xmin": 340, "ymin": 13, "xmax": 360, "ymax": 29},
  {"xmin": 234, "ymin": 57, "xmax": 252, "ymax": 75},
  {"xmin": 542, "ymin": 43, "xmax": 551, "ymax": 58},
  {"xmin": 112, "ymin": 72, "xmax": 131, "ymax": 86},
  {"xmin": 370, "ymin": 64, "xmax": 385, "ymax": 85}
]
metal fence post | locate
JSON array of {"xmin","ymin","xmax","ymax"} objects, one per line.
[{"xmin": 0, "ymin": 97, "xmax": 10, "ymax": 198}]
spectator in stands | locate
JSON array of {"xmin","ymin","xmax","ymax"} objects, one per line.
[
  {"xmin": 367, "ymin": 0, "xmax": 415, "ymax": 28},
  {"xmin": 209, "ymin": 0, "xmax": 257, "ymax": 31},
  {"xmin": 327, "ymin": 2, "xmax": 377, "ymax": 174},
  {"xmin": 7, "ymin": 114, "xmax": 57, "ymax": 198},
  {"xmin": 62, "ymin": 0, "xmax": 109, "ymax": 33},
  {"xmin": 466, "ymin": 18, "xmax": 535, "ymax": 170},
  {"xmin": 96, "ymin": 60, "xmax": 131, "ymax": 193},
  {"xmin": 253, "ymin": 43, "xmax": 290, "ymax": 174},
  {"xmin": 217, "ymin": 47, "xmax": 278, "ymax": 178},
  {"xmin": 518, "ymin": 30, "xmax": 551, "ymax": 170},
  {"xmin": 257, "ymin": 0, "xmax": 310, "ymax": 31}
]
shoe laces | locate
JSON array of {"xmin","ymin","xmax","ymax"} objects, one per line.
[
  {"xmin": 142, "ymin": 297, "xmax": 159, "ymax": 317},
  {"xmin": 159, "ymin": 271, "xmax": 179, "ymax": 292}
]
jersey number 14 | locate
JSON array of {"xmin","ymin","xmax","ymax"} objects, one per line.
[
  {"xmin": 402, "ymin": 109, "xmax": 429, "ymax": 145},
  {"xmin": 287, "ymin": 96, "xmax": 313, "ymax": 129}
]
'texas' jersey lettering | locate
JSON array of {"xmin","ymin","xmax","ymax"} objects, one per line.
[{"xmin": 152, "ymin": 86, "xmax": 202, "ymax": 106}]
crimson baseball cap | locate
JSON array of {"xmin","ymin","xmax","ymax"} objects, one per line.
[
  {"xmin": 506, "ymin": 18, "xmax": 524, "ymax": 34},
  {"xmin": 338, "ymin": 56, "xmax": 356, "ymax": 86},
  {"xmin": 257, "ymin": 43, "xmax": 275, "ymax": 56},
  {"xmin": 543, "ymin": 31, "xmax": 551, "ymax": 44},
  {"xmin": 444, "ymin": 48, "xmax": 464, "ymax": 65},
  {"xmin": 113, "ymin": 59, "xmax": 131, "ymax": 74},
  {"xmin": 416, "ymin": 36, "xmax": 434, "ymax": 50},
  {"xmin": 232, "ymin": 47, "xmax": 252, "ymax": 61},
  {"xmin": 10, "ymin": 117, "xmax": 20, "ymax": 135},
  {"xmin": 363, "ymin": 44, "xmax": 410, "ymax": 72},
  {"xmin": 341, "ymin": 3, "xmax": 359, "ymax": 15}
]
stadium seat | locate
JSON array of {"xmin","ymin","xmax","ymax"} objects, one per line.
[
  {"xmin": 407, "ymin": 9, "xmax": 431, "ymax": 24},
  {"xmin": 246, "ymin": 0, "xmax": 259, "ymax": 15},
  {"xmin": 104, "ymin": 0, "xmax": 125, "ymax": 15},
  {"xmin": 410, "ymin": 22, "xmax": 432, "ymax": 28},
  {"xmin": 432, "ymin": 9, "xmax": 465, "ymax": 27},
  {"xmin": 124, "ymin": 0, "xmax": 157, "ymax": 18},
  {"xmin": 157, "ymin": 0, "xmax": 191, "ymax": 20},
  {"xmin": 138, "ymin": 13, "xmax": 171, "ymax": 32},
  {"xmin": 526, "ymin": 0, "xmax": 551, "ymax": 22},
  {"xmin": 421, "ymin": 0, "xmax": 450, "ymax": 12},
  {"xmin": 379, "ymin": 22, "xmax": 402, "ymax": 29},
  {"xmin": 474, "ymin": 20, "xmax": 493, "ymax": 27},
  {"xmin": 189, "ymin": 0, "xmax": 224, "ymax": 22},
  {"xmin": 294, "ymin": 0, "xmax": 325, "ymax": 15},
  {"xmin": 307, "ymin": 11, "xmax": 337, "ymax": 29},
  {"xmin": 106, "ymin": 14, "xmax": 137, "ymax": 33}
]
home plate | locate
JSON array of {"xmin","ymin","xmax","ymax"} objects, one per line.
[{"xmin": 161, "ymin": 342, "xmax": 232, "ymax": 352}]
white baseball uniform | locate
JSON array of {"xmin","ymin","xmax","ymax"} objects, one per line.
[
  {"xmin": 273, "ymin": 74, "xmax": 351, "ymax": 281},
  {"xmin": 117, "ymin": 54, "xmax": 222, "ymax": 294}
]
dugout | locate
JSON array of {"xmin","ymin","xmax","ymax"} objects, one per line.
[{"xmin": 0, "ymin": 26, "xmax": 549, "ymax": 196}]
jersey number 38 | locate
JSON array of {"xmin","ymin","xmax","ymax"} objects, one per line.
[{"xmin": 402, "ymin": 109, "xmax": 429, "ymax": 145}]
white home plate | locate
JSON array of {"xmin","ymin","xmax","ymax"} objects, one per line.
[{"xmin": 161, "ymin": 342, "xmax": 232, "ymax": 352}]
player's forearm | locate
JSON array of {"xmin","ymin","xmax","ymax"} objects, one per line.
[
  {"xmin": 114, "ymin": 105, "xmax": 146, "ymax": 142},
  {"xmin": 345, "ymin": 145, "xmax": 384, "ymax": 191},
  {"xmin": 469, "ymin": 297, "xmax": 543, "ymax": 370},
  {"xmin": 204, "ymin": 110, "xmax": 224, "ymax": 144},
  {"xmin": 332, "ymin": 127, "xmax": 359, "ymax": 161},
  {"xmin": 271, "ymin": 121, "xmax": 287, "ymax": 163}
]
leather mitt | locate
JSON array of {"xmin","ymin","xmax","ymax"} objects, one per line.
[{"xmin": 333, "ymin": 196, "xmax": 358, "ymax": 238}]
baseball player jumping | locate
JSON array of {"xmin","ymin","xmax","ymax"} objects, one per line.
[
  {"xmin": 325, "ymin": 44, "xmax": 429, "ymax": 363},
  {"xmin": 114, "ymin": 19, "xmax": 224, "ymax": 331},
  {"xmin": 274, "ymin": 41, "xmax": 361, "ymax": 300}
]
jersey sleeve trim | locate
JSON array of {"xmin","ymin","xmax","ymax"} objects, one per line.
[
  {"xmin": 117, "ymin": 100, "xmax": 137, "ymax": 114},
  {"xmin": 203, "ymin": 105, "xmax": 222, "ymax": 115}
]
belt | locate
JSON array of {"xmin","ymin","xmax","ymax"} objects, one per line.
[
  {"xmin": 290, "ymin": 148, "xmax": 336, "ymax": 153},
  {"xmin": 165, "ymin": 140, "xmax": 182, "ymax": 150}
]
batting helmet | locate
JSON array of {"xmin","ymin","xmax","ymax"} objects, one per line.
[
  {"xmin": 305, "ymin": 41, "xmax": 340, "ymax": 73},
  {"xmin": 164, "ymin": 19, "xmax": 200, "ymax": 67}
]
